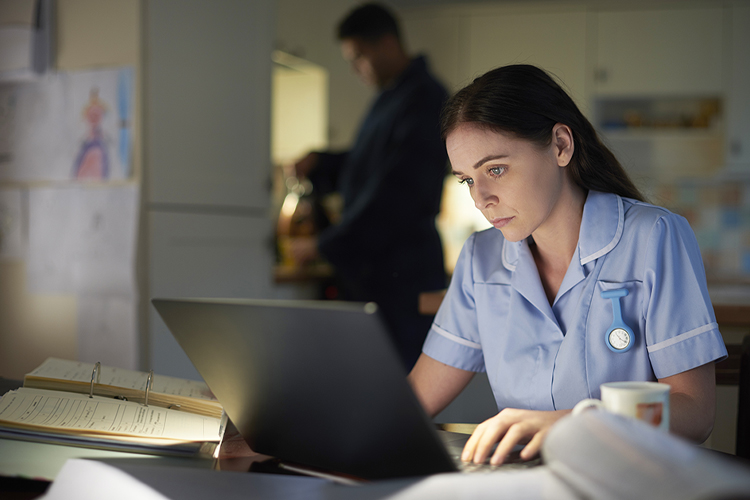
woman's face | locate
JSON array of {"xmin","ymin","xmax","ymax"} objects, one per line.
[{"xmin": 446, "ymin": 122, "xmax": 572, "ymax": 243}]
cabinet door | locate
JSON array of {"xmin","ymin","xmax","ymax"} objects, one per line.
[
  {"xmin": 149, "ymin": 211, "xmax": 274, "ymax": 380},
  {"xmin": 594, "ymin": 8, "xmax": 724, "ymax": 96},
  {"xmin": 726, "ymin": 3, "xmax": 750, "ymax": 167},
  {"xmin": 467, "ymin": 9, "xmax": 588, "ymax": 107},
  {"xmin": 401, "ymin": 8, "xmax": 466, "ymax": 91},
  {"xmin": 145, "ymin": 0, "xmax": 273, "ymax": 209}
]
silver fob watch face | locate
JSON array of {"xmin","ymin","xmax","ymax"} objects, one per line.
[{"xmin": 608, "ymin": 328, "xmax": 631, "ymax": 350}]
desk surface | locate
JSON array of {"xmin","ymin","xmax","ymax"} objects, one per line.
[{"xmin": 4, "ymin": 389, "xmax": 750, "ymax": 499}]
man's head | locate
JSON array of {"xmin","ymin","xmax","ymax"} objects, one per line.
[{"xmin": 337, "ymin": 3, "xmax": 410, "ymax": 89}]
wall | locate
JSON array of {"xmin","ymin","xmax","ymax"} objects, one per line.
[
  {"xmin": 275, "ymin": 0, "xmax": 374, "ymax": 150},
  {"xmin": 0, "ymin": 0, "xmax": 141, "ymax": 380},
  {"xmin": 0, "ymin": 0, "xmax": 280, "ymax": 382}
]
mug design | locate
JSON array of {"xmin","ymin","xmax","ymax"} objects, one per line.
[{"xmin": 636, "ymin": 402, "xmax": 663, "ymax": 426}]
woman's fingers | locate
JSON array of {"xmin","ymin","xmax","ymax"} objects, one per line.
[
  {"xmin": 461, "ymin": 409, "xmax": 570, "ymax": 465},
  {"xmin": 461, "ymin": 411, "xmax": 514, "ymax": 464},
  {"xmin": 519, "ymin": 429, "xmax": 546, "ymax": 461},
  {"xmin": 460, "ymin": 421, "xmax": 487, "ymax": 462},
  {"xmin": 472, "ymin": 422, "xmax": 509, "ymax": 464},
  {"xmin": 489, "ymin": 422, "xmax": 529, "ymax": 466}
]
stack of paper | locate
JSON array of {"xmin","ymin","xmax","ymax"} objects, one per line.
[{"xmin": 0, "ymin": 358, "xmax": 227, "ymax": 457}]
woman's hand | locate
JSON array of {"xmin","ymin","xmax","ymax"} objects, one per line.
[{"xmin": 461, "ymin": 408, "xmax": 571, "ymax": 466}]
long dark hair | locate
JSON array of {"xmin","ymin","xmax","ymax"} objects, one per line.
[{"xmin": 441, "ymin": 64, "xmax": 645, "ymax": 202}]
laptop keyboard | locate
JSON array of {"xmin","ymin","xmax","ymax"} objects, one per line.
[
  {"xmin": 452, "ymin": 454, "xmax": 542, "ymax": 473},
  {"xmin": 438, "ymin": 429, "xmax": 541, "ymax": 473}
]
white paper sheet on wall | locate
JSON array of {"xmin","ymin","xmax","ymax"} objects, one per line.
[
  {"xmin": 27, "ymin": 186, "xmax": 77, "ymax": 293},
  {"xmin": 0, "ymin": 188, "xmax": 25, "ymax": 260},
  {"xmin": 0, "ymin": 66, "xmax": 134, "ymax": 182},
  {"xmin": 27, "ymin": 184, "xmax": 139, "ymax": 369},
  {"xmin": 27, "ymin": 184, "xmax": 138, "ymax": 295},
  {"xmin": 77, "ymin": 295, "xmax": 138, "ymax": 370}
]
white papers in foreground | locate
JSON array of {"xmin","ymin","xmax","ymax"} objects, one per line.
[{"xmin": 0, "ymin": 388, "xmax": 224, "ymax": 456}]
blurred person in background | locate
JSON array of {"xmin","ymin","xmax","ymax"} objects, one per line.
[{"xmin": 291, "ymin": 2, "xmax": 448, "ymax": 370}]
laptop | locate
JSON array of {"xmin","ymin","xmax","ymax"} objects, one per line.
[{"xmin": 151, "ymin": 298, "xmax": 526, "ymax": 480}]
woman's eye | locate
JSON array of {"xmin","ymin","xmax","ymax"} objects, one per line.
[
  {"xmin": 489, "ymin": 166, "xmax": 506, "ymax": 177},
  {"xmin": 458, "ymin": 177, "xmax": 474, "ymax": 186}
]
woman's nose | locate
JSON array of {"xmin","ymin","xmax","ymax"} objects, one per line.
[{"xmin": 473, "ymin": 181, "xmax": 497, "ymax": 210}]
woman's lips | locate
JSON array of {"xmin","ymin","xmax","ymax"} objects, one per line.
[{"xmin": 490, "ymin": 217, "xmax": 514, "ymax": 229}]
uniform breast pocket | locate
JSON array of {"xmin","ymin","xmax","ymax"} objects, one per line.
[{"xmin": 592, "ymin": 281, "xmax": 645, "ymax": 354}]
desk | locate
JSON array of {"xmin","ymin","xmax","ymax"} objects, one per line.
[
  {"xmin": 21, "ymin": 411, "xmax": 750, "ymax": 500},
  {"xmin": 0, "ymin": 420, "xmax": 282, "ymax": 500},
  {"xmin": 4, "ymin": 389, "xmax": 750, "ymax": 499}
]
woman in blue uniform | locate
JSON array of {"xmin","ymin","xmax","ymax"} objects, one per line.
[{"xmin": 408, "ymin": 64, "xmax": 727, "ymax": 466}]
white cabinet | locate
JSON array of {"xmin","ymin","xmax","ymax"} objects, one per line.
[
  {"xmin": 149, "ymin": 211, "xmax": 274, "ymax": 379},
  {"xmin": 593, "ymin": 7, "xmax": 724, "ymax": 96},
  {"xmin": 145, "ymin": 0, "xmax": 272, "ymax": 210},
  {"xmin": 144, "ymin": 0, "xmax": 276, "ymax": 379},
  {"xmin": 726, "ymin": 3, "xmax": 750, "ymax": 168},
  {"xmin": 401, "ymin": 5, "xmax": 588, "ymax": 103},
  {"xmin": 400, "ymin": 7, "xmax": 466, "ymax": 91},
  {"xmin": 467, "ymin": 7, "xmax": 588, "ymax": 106}
]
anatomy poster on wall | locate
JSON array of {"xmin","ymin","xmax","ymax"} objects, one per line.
[{"xmin": 0, "ymin": 66, "xmax": 133, "ymax": 182}]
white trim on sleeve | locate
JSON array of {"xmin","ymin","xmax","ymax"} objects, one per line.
[
  {"xmin": 432, "ymin": 324, "xmax": 482, "ymax": 350},
  {"xmin": 647, "ymin": 322, "xmax": 719, "ymax": 353}
]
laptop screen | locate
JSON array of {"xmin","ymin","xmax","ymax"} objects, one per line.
[{"xmin": 152, "ymin": 298, "xmax": 455, "ymax": 479}]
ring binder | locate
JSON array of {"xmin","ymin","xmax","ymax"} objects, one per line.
[
  {"xmin": 89, "ymin": 362, "xmax": 101, "ymax": 398},
  {"xmin": 144, "ymin": 370, "xmax": 153, "ymax": 407},
  {"xmin": 21, "ymin": 358, "xmax": 223, "ymax": 418}
]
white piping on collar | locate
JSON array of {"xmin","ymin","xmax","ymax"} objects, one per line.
[
  {"xmin": 500, "ymin": 193, "xmax": 624, "ymax": 271},
  {"xmin": 502, "ymin": 238, "xmax": 516, "ymax": 272},
  {"xmin": 580, "ymin": 194, "xmax": 624, "ymax": 265}
]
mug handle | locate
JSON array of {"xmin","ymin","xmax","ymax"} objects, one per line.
[{"xmin": 572, "ymin": 398, "xmax": 605, "ymax": 415}]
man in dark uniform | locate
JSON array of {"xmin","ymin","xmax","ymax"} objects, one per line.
[{"xmin": 292, "ymin": 3, "xmax": 448, "ymax": 370}]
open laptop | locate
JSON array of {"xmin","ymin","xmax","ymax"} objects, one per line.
[{"xmin": 151, "ymin": 298, "xmax": 525, "ymax": 480}]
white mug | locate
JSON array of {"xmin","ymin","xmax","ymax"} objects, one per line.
[{"xmin": 572, "ymin": 381, "xmax": 671, "ymax": 432}]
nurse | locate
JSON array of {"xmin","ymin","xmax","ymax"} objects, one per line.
[{"xmin": 408, "ymin": 64, "xmax": 728, "ymax": 466}]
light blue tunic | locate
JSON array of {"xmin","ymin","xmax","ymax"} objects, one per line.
[{"xmin": 422, "ymin": 191, "xmax": 728, "ymax": 411}]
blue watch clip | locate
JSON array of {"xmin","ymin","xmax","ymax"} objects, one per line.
[{"xmin": 601, "ymin": 288, "xmax": 635, "ymax": 353}]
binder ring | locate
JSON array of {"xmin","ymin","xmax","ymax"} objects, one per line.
[
  {"xmin": 144, "ymin": 370, "xmax": 153, "ymax": 407},
  {"xmin": 89, "ymin": 362, "xmax": 101, "ymax": 398}
]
